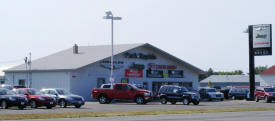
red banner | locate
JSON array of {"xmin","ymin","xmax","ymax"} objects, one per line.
[{"xmin": 125, "ymin": 69, "xmax": 143, "ymax": 78}]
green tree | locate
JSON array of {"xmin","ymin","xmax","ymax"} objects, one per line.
[
  {"xmin": 207, "ymin": 81, "xmax": 213, "ymax": 87},
  {"xmin": 254, "ymin": 65, "xmax": 268, "ymax": 74}
]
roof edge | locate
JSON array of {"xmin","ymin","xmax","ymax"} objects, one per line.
[{"xmin": 4, "ymin": 69, "xmax": 74, "ymax": 73}]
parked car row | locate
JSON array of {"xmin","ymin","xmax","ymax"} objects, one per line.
[
  {"xmin": 92, "ymin": 83, "xmax": 202, "ymax": 105},
  {"xmin": 0, "ymin": 85, "xmax": 85, "ymax": 110}
]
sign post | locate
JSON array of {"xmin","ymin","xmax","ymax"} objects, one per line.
[{"xmin": 248, "ymin": 24, "xmax": 272, "ymax": 100}]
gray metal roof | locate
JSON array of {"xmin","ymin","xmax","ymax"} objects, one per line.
[
  {"xmin": 4, "ymin": 43, "xmax": 204, "ymax": 74},
  {"xmin": 200, "ymin": 75, "xmax": 266, "ymax": 83}
]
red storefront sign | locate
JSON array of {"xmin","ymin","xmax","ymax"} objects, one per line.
[
  {"xmin": 125, "ymin": 69, "xmax": 143, "ymax": 78},
  {"xmin": 148, "ymin": 63, "xmax": 177, "ymax": 69}
]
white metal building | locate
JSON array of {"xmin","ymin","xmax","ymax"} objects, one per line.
[
  {"xmin": 259, "ymin": 65, "xmax": 275, "ymax": 86},
  {"xmin": 4, "ymin": 43, "xmax": 204, "ymax": 100},
  {"xmin": 200, "ymin": 75, "xmax": 267, "ymax": 87}
]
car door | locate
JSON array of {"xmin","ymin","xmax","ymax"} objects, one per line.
[
  {"xmin": 122, "ymin": 85, "xmax": 135, "ymax": 99},
  {"xmin": 113, "ymin": 84, "xmax": 124, "ymax": 99},
  {"xmin": 199, "ymin": 89, "xmax": 206, "ymax": 99},
  {"xmin": 16, "ymin": 90, "xmax": 30, "ymax": 101},
  {"xmin": 166, "ymin": 87, "xmax": 179, "ymax": 100}
]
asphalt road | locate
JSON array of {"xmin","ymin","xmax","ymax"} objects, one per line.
[
  {"xmin": 1, "ymin": 100, "xmax": 275, "ymax": 114},
  {"xmin": 7, "ymin": 110, "xmax": 275, "ymax": 121}
]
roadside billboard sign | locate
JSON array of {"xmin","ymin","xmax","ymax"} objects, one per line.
[{"xmin": 251, "ymin": 24, "xmax": 272, "ymax": 56}]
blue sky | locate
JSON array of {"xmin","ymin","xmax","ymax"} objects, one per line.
[{"xmin": 0, "ymin": 0, "xmax": 275, "ymax": 75}]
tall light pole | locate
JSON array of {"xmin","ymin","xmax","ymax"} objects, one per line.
[{"xmin": 103, "ymin": 11, "xmax": 122, "ymax": 84}]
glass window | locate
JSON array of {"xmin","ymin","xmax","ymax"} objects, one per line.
[
  {"xmin": 264, "ymin": 88, "xmax": 275, "ymax": 92},
  {"xmin": 122, "ymin": 85, "xmax": 131, "ymax": 90},
  {"xmin": 18, "ymin": 80, "xmax": 25, "ymax": 86},
  {"xmin": 115, "ymin": 85, "xmax": 122, "ymax": 90},
  {"xmin": 206, "ymin": 88, "xmax": 216, "ymax": 92},
  {"xmin": 180, "ymin": 87, "xmax": 188, "ymax": 92},
  {"xmin": 102, "ymin": 85, "xmax": 111, "ymax": 89},
  {"xmin": 173, "ymin": 88, "xmax": 179, "ymax": 93},
  {"xmin": 16, "ymin": 90, "xmax": 26, "ymax": 95},
  {"xmin": 130, "ymin": 85, "xmax": 140, "ymax": 90},
  {"xmin": 97, "ymin": 78, "xmax": 105, "ymax": 88},
  {"xmin": 56, "ymin": 89, "xmax": 70, "ymax": 95},
  {"xmin": 27, "ymin": 89, "xmax": 42, "ymax": 95},
  {"xmin": 49, "ymin": 90, "xmax": 56, "ymax": 95}
]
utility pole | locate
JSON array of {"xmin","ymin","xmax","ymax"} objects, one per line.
[
  {"xmin": 24, "ymin": 57, "xmax": 28, "ymax": 88},
  {"xmin": 103, "ymin": 11, "xmax": 122, "ymax": 84},
  {"xmin": 248, "ymin": 25, "xmax": 255, "ymax": 100},
  {"xmin": 28, "ymin": 53, "xmax": 32, "ymax": 88}
]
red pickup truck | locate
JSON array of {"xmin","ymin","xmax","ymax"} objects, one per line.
[{"xmin": 91, "ymin": 83, "xmax": 153, "ymax": 104}]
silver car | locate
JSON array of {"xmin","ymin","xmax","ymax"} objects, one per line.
[{"xmin": 41, "ymin": 88, "xmax": 85, "ymax": 108}]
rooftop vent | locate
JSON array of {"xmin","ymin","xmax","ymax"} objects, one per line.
[{"xmin": 73, "ymin": 44, "xmax": 78, "ymax": 54}]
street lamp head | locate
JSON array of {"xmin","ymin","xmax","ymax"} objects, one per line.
[{"xmin": 105, "ymin": 11, "xmax": 113, "ymax": 16}]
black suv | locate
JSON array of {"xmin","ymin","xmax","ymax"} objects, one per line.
[
  {"xmin": 0, "ymin": 88, "xmax": 28, "ymax": 109},
  {"xmin": 158, "ymin": 85, "xmax": 200, "ymax": 105}
]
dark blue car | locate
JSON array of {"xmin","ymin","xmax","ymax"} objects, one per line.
[{"xmin": 229, "ymin": 87, "xmax": 249, "ymax": 100}]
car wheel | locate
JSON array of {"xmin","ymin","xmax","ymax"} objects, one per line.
[
  {"xmin": 135, "ymin": 96, "xmax": 145, "ymax": 104},
  {"xmin": 30, "ymin": 100, "xmax": 37, "ymax": 108},
  {"xmin": 232, "ymin": 96, "xmax": 235, "ymax": 100},
  {"xmin": 75, "ymin": 105, "xmax": 81, "ymax": 108},
  {"xmin": 264, "ymin": 96, "xmax": 271, "ymax": 103},
  {"xmin": 220, "ymin": 98, "xmax": 224, "ymax": 101},
  {"xmin": 1, "ymin": 100, "xmax": 8, "ymax": 109},
  {"xmin": 193, "ymin": 100, "xmax": 200, "ymax": 105},
  {"xmin": 255, "ymin": 96, "xmax": 259, "ymax": 102},
  {"xmin": 99, "ymin": 95, "xmax": 108, "ymax": 104},
  {"xmin": 160, "ymin": 97, "xmax": 167, "ymax": 104},
  {"xmin": 171, "ymin": 101, "xmax": 176, "ymax": 104},
  {"xmin": 59, "ymin": 99, "xmax": 67, "ymax": 108},
  {"xmin": 183, "ymin": 98, "xmax": 190, "ymax": 105}
]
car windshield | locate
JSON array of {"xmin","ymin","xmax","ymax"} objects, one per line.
[
  {"xmin": 206, "ymin": 88, "xmax": 216, "ymax": 92},
  {"xmin": 264, "ymin": 88, "xmax": 275, "ymax": 92},
  {"xmin": 27, "ymin": 89, "xmax": 42, "ymax": 95},
  {"xmin": 56, "ymin": 89, "xmax": 71, "ymax": 95},
  {"xmin": 179, "ymin": 87, "xmax": 189, "ymax": 92},
  {"xmin": 0, "ymin": 89, "xmax": 16, "ymax": 95},
  {"xmin": 186, "ymin": 87, "xmax": 196, "ymax": 91},
  {"xmin": 130, "ymin": 85, "xmax": 140, "ymax": 90}
]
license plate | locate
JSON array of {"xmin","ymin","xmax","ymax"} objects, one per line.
[
  {"xmin": 21, "ymin": 102, "xmax": 25, "ymax": 105},
  {"xmin": 50, "ymin": 102, "xmax": 53, "ymax": 104},
  {"xmin": 78, "ymin": 101, "xmax": 82, "ymax": 104}
]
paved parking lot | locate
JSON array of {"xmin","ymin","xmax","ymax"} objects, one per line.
[{"xmin": 1, "ymin": 100, "xmax": 275, "ymax": 114}]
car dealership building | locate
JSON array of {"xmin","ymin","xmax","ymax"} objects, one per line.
[{"xmin": 4, "ymin": 43, "xmax": 204, "ymax": 100}]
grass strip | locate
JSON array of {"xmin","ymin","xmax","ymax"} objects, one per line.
[{"xmin": 1, "ymin": 107, "xmax": 275, "ymax": 120}]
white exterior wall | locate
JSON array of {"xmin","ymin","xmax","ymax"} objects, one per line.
[
  {"xmin": 5, "ymin": 71, "xmax": 70, "ymax": 90},
  {"xmin": 70, "ymin": 47, "xmax": 200, "ymax": 100},
  {"xmin": 260, "ymin": 74, "xmax": 275, "ymax": 86}
]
